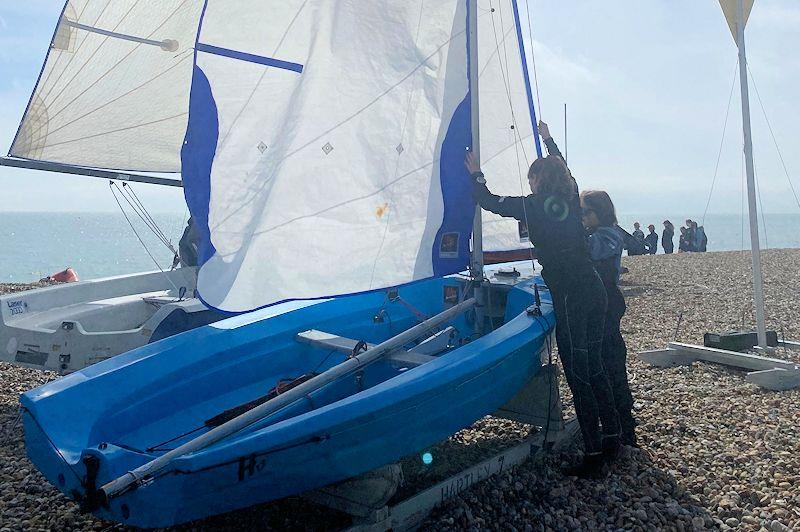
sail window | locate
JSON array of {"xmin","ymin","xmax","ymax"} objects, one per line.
[{"xmin": 52, "ymin": 3, "xmax": 78, "ymax": 52}]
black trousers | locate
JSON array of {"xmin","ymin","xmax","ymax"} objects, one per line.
[
  {"xmin": 550, "ymin": 274, "xmax": 620, "ymax": 454},
  {"xmin": 603, "ymin": 286, "xmax": 635, "ymax": 438}
]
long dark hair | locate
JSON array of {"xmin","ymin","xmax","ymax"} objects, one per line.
[
  {"xmin": 579, "ymin": 190, "xmax": 617, "ymax": 226},
  {"xmin": 528, "ymin": 155, "xmax": 573, "ymax": 196}
]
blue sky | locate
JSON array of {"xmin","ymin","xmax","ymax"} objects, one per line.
[{"xmin": 0, "ymin": 0, "xmax": 798, "ymax": 215}]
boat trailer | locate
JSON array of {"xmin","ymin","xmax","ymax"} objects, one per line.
[{"xmin": 303, "ymin": 362, "xmax": 578, "ymax": 531}]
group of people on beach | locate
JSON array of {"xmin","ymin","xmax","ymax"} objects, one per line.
[
  {"xmin": 465, "ymin": 121, "xmax": 634, "ymax": 479},
  {"xmin": 628, "ymin": 219, "xmax": 707, "ymax": 255}
]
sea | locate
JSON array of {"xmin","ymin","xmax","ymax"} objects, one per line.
[{"xmin": 1, "ymin": 211, "xmax": 799, "ymax": 283}]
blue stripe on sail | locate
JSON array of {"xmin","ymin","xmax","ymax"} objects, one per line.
[
  {"xmin": 431, "ymin": 94, "xmax": 474, "ymax": 277},
  {"xmin": 181, "ymin": 65, "xmax": 219, "ymax": 267},
  {"xmin": 196, "ymin": 43, "xmax": 304, "ymax": 73},
  {"xmin": 430, "ymin": 2, "xmax": 474, "ymax": 277},
  {"xmin": 511, "ymin": 0, "xmax": 542, "ymax": 158}
]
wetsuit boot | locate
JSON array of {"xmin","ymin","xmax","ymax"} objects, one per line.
[
  {"xmin": 602, "ymin": 434, "xmax": 621, "ymax": 464},
  {"xmin": 564, "ymin": 453, "xmax": 607, "ymax": 479},
  {"xmin": 620, "ymin": 416, "xmax": 638, "ymax": 447}
]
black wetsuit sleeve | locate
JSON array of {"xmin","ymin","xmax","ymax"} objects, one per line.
[
  {"xmin": 543, "ymin": 136, "xmax": 578, "ymax": 193},
  {"xmin": 471, "ymin": 179, "xmax": 527, "ymax": 222},
  {"xmin": 543, "ymin": 136, "xmax": 563, "ymax": 159}
]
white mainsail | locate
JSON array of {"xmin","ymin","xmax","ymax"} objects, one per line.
[
  {"xmin": 476, "ymin": 0, "xmax": 541, "ymax": 253},
  {"xmin": 9, "ymin": 0, "xmax": 203, "ymax": 171},
  {"xmin": 184, "ymin": 1, "xmax": 472, "ymax": 311},
  {"xmin": 182, "ymin": 0, "xmax": 541, "ymax": 311}
]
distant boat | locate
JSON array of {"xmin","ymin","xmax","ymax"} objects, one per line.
[
  {"xmin": 21, "ymin": 0, "xmax": 556, "ymax": 526},
  {"xmin": 0, "ymin": 268, "xmax": 225, "ymax": 373}
]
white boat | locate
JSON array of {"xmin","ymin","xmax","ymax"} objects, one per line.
[{"xmin": 0, "ymin": 267, "xmax": 225, "ymax": 374}]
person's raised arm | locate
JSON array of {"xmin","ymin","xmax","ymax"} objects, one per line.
[
  {"xmin": 464, "ymin": 150, "xmax": 526, "ymax": 222},
  {"xmin": 538, "ymin": 121, "xmax": 563, "ymax": 160},
  {"xmin": 539, "ymin": 120, "xmax": 578, "ymax": 193}
]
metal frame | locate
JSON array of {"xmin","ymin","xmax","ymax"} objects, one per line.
[
  {"xmin": 0, "ymin": 157, "xmax": 183, "ymax": 187},
  {"xmin": 639, "ymin": 342, "xmax": 800, "ymax": 391},
  {"xmin": 734, "ymin": 0, "xmax": 768, "ymax": 349},
  {"xmin": 302, "ymin": 363, "xmax": 575, "ymax": 532},
  {"xmin": 640, "ymin": 1, "xmax": 800, "ymax": 391}
]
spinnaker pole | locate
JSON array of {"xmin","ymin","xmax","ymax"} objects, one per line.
[
  {"xmin": 468, "ymin": 0, "xmax": 485, "ymax": 334},
  {"xmin": 735, "ymin": 0, "xmax": 768, "ymax": 349}
]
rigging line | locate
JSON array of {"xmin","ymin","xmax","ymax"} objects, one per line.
[
  {"xmin": 490, "ymin": 0, "xmax": 530, "ymax": 165},
  {"xmin": 114, "ymin": 183, "xmax": 174, "ymax": 251},
  {"xmin": 45, "ymin": 0, "xmax": 191, "ymax": 118},
  {"xmin": 39, "ymin": 112, "xmax": 187, "ymax": 149},
  {"xmin": 754, "ymin": 162, "xmax": 769, "ymax": 250},
  {"xmin": 28, "ymin": 50, "xmax": 193, "ymax": 144},
  {"xmin": 38, "ymin": 0, "xmax": 114, "ymax": 100},
  {"xmin": 109, "ymin": 183, "xmax": 182, "ymax": 294},
  {"xmin": 120, "ymin": 185, "xmax": 176, "ymax": 252},
  {"xmin": 478, "ymin": 25, "xmax": 515, "ymax": 80},
  {"xmin": 701, "ymin": 62, "xmax": 738, "ymax": 225},
  {"xmin": 40, "ymin": 0, "xmax": 141, "ymax": 105},
  {"xmin": 489, "ymin": 1, "xmax": 536, "ymax": 268},
  {"xmin": 747, "ymin": 67, "xmax": 800, "ymax": 212},
  {"xmin": 121, "ymin": 182, "xmax": 173, "ymax": 243},
  {"xmin": 511, "ymin": 102, "xmax": 537, "ymax": 267},
  {"xmin": 368, "ymin": 0, "xmax": 427, "ymax": 288},
  {"xmin": 523, "ymin": 0, "xmax": 542, "ymax": 115}
]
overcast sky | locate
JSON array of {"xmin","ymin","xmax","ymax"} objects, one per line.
[{"xmin": 0, "ymin": 0, "xmax": 798, "ymax": 215}]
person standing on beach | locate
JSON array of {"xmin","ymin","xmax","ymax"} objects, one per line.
[
  {"xmin": 678, "ymin": 226, "xmax": 691, "ymax": 252},
  {"xmin": 629, "ymin": 222, "xmax": 645, "ymax": 256},
  {"xmin": 684, "ymin": 219, "xmax": 696, "ymax": 252},
  {"xmin": 580, "ymin": 190, "xmax": 637, "ymax": 447},
  {"xmin": 466, "ymin": 121, "xmax": 620, "ymax": 478},
  {"xmin": 644, "ymin": 224, "xmax": 658, "ymax": 255},
  {"xmin": 693, "ymin": 221, "xmax": 708, "ymax": 252},
  {"xmin": 662, "ymin": 220, "xmax": 675, "ymax": 254}
]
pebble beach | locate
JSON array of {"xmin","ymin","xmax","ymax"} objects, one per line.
[{"xmin": 1, "ymin": 250, "xmax": 798, "ymax": 531}]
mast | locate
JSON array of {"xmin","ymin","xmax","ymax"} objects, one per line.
[
  {"xmin": 468, "ymin": 0, "xmax": 485, "ymax": 333},
  {"xmin": 735, "ymin": 0, "xmax": 768, "ymax": 349},
  {"xmin": 564, "ymin": 103, "xmax": 568, "ymax": 164}
]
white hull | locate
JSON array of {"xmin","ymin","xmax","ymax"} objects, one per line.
[{"xmin": 0, "ymin": 268, "xmax": 221, "ymax": 374}]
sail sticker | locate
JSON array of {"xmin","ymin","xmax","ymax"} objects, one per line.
[
  {"xmin": 439, "ymin": 232, "xmax": 460, "ymax": 259},
  {"xmin": 322, "ymin": 142, "xmax": 334, "ymax": 155},
  {"xmin": 52, "ymin": 3, "xmax": 77, "ymax": 52}
]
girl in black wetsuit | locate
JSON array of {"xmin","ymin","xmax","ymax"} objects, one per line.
[
  {"xmin": 580, "ymin": 190, "xmax": 636, "ymax": 447},
  {"xmin": 465, "ymin": 122, "xmax": 619, "ymax": 478}
]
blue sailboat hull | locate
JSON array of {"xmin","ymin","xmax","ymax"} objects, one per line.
[{"xmin": 22, "ymin": 270, "xmax": 554, "ymax": 528}]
